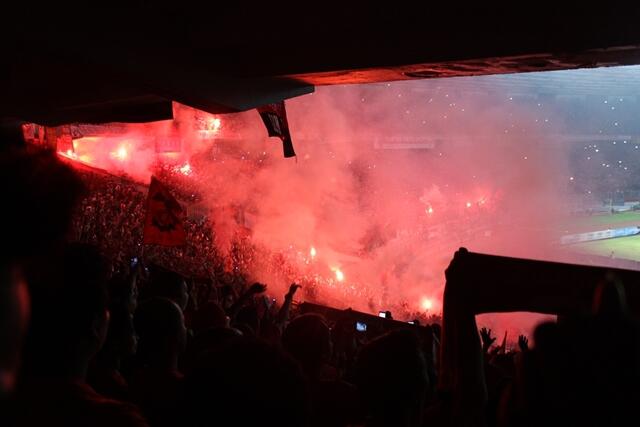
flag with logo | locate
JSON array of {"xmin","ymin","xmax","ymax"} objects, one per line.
[
  {"xmin": 257, "ymin": 101, "xmax": 296, "ymax": 158},
  {"xmin": 143, "ymin": 176, "xmax": 186, "ymax": 246}
]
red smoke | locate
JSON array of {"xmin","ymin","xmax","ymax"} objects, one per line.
[{"xmin": 54, "ymin": 82, "xmax": 582, "ymax": 339}]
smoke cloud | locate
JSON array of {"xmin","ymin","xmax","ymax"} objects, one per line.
[{"xmin": 67, "ymin": 75, "xmax": 604, "ymax": 338}]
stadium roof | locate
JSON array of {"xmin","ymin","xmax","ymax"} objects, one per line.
[{"xmin": 3, "ymin": 4, "xmax": 640, "ymax": 125}]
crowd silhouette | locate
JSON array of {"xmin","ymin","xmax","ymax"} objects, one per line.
[{"xmin": 2, "ymin": 147, "xmax": 640, "ymax": 427}]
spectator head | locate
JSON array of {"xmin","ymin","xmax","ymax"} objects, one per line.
[
  {"xmin": 191, "ymin": 302, "xmax": 229, "ymax": 334},
  {"xmin": 234, "ymin": 306, "xmax": 260, "ymax": 335},
  {"xmin": 592, "ymin": 278, "xmax": 628, "ymax": 318},
  {"xmin": 23, "ymin": 243, "xmax": 109, "ymax": 379},
  {"xmin": 192, "ymin": 327, "xmax": 241, "ymax": 354},
  {"xmin": 331, "ymin": 317, "xmax": 358, "ymax": 362},
  {"xmin": 182, "ymin": 327, "xmax": 242, "ymax": 374},
  {"xmin": 108, "ymin": 272, "xmax": 138, "ymax": 315},
  {"xmin": 147, "ymin": 268, "xmax": 188, "ymax": 311},
  {"xmin": 533, "ymin": 321, "xmax": 561, "ymax": 353},
  {"xmin": 355, "ymin": 330, "xmax": 428, "ymax": 427},
  {"xmin": 282, "ymin": 313, "xmax": 332, "ymax": 379},
  {"xmin": 0, "ymin": 147, "xmax": 85, "ymax": 268},
  {"xmin": 219, "ymin": 285, "xmax": 236, "ymax": 310},
  {"xmin": 0, "ymin": 148, "xmax": 83, "ymax": 396},
  {"xmin": 185, "ymin": 338, "xmax": 308, "ymax": 427},
  {"xmin": 134, "ymin": 297, "xmax": 186, "ymax": 369}
]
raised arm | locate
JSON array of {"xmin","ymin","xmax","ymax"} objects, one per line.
[{"xmin": 276, "ymin": 283, "xmax": 301, "ymax": 328}]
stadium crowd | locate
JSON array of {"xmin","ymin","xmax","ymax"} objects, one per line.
[{"xmin": 1, "ymin": 147, "xmax": 640, "ymax": 427}]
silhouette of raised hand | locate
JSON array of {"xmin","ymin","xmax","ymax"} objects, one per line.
[
  {"xmin": 518, "ymin": 335, "xmax": 529, "ymax": 352},
  {"xmin": 480, "ymin": 327, "xmax": 496, "ymax": 352},
  {"xmin": 286, "ymin": 283, "xmax": 301, "ymax": 299}
]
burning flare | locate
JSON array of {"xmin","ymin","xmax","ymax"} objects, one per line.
[
  {"xmin": 112, "ymin": 144, "xmax": 129, "ymax": 161},
  {"xmin": 331, "ymin": 267, "xmax": 345, "ymax": 282},
  {"xmin": 421, "ymin": 297, "xmax": 433, "ymax": 311},
  {"xmin": 209, "ymin": 118, "xmax": 222, "ymax": 132}
]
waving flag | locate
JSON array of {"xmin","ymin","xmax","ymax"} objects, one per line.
[
  {"xmin": 143, "ymin": 176, "xmax": 186, "ymax": 246},
  {"xmin": 257, "ymin": 101, "xmax": 296, "ymax": 158}
]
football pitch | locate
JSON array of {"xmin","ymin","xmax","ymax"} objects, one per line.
[
  {"xmin": 572, "ymin": 235, "xmax": 640, "ymax": 261},
  {"xmin": 569, "ymin": 212, "xmax": 640, "ymax": 261}
]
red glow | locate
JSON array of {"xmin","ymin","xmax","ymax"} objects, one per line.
[
  {"xmin": 421, "ymin": 297, "xmax": 433, "ymax": 311},
  {"xmin": 198, "ymin": 117, "xmax": 222, "ymax": 139},
  {"xmin": 112, "ymin": 144, "xmax": 129, "ymax": 161},
  {"xmin": 209, "ymin": 118, "xmax": 221, "ymax": 132},
  {"xmin": 47, "ymin": 112, "xmax": 513, "ymax": 319},
  {"xmin": 178, "ymin": 163, "xmax": 192, "ymax": 175},
  {"xmin": 36, "ymin": 84, "xmax": 577, "ymax": 336},
  {"xmin": 159, "ymin": 152, "xmax": 182, "ymax": 160},
  {"xmin": 332, "ymin": 267, "xmax": 345, "ymax": 282},
  {"xmin": 48, "ymin": 107, "xmax": 227, "ymax": 183}
]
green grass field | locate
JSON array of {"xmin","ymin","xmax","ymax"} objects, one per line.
[
  {"xmin": 565, "ymin": 212, "xmax": 640, "ymax": 261},
  {"xmin": 573, "ymin": 235, "xmax": 640, "ymax": 261},
  {"xmin": 562, "ymin": 211, "xmax": 640, "ymax": 230}
]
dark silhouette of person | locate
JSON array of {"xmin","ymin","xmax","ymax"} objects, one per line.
[
  {"xmin": 130, "ymin": 297, "xmax": 186, "ymax": 427},
  {"xmin": 108, "ymin": 271, "xmax": 139, "ymax": 315},
  {"xmin": 283, "ymin": 314, "xmax": 333, "ymax": 380},
  {"xmin": 143, "ymin": 268, "xmax": 188, "ymax": 312},
  {"xmin": 181, "ymin": 327, "xmax": 242, "ymax": 375},
  {"xmin": 0, "ymin": 268, "xmax": 30, "ymax": 406},
  {"xmin": 283, "ymin": 313, "xmax": 362, "ymax": 427},
  {"xmin": 355, "ymin": 329, "xmax": 429, "ymax": 427},
  {"xmin": 184, "ymin": 337, "xmax": 309, "ymax": 427},
  {"xmin": 0, "ymin": 147, "xmax": 84, "ymax": 402},
  {"xmin": 582, "ymin": 279, "xmax": 640, "ymax": 425},
  {"xmin": 88, "ymin": 303, "xmax": 137, "ymax": 401},
  {"xmin": 233, "ymin": 305, "xmax": 261, "ymax": 336},
  {"xmin": 190, "ymin": 301, "xmax": 229, "ymax": 335},
  {"xmin": 14, "ymin": 243, "xmax": 148, "ymax": 426}
]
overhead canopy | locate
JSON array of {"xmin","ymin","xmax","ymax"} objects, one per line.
[{"xmin": 3, "ymin": 4, "xmax": 640, "ymax": 125}]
